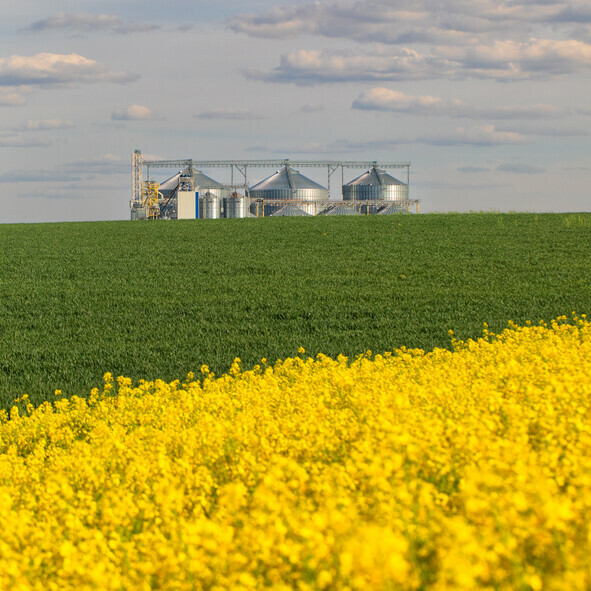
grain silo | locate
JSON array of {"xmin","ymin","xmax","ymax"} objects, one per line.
[
  {"xmin": 224, "ymin": 191, "xmax": 250, "ymax": 219},
  {"xmin": 249, "ymin": 164, "xmax": 328, "ymax": 216},
  {"xmin": 194, "ymin": 171, "xmax": 224, "ymax": 219},
  {"xmin": 177, "ymin": 169, "xmax": 225, "ymax": 219},
  {"xmin": 343, "ymin": 164, "xmax": 408, "ymax": 214}
]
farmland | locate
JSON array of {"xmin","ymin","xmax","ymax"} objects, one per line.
[
  {"xmin": 1, "ymin": 317, "xmax": 590, "ymax": 589},
  {"xmin": 0, "ymin": 212, "xmax": 590, "ymax": 407}
]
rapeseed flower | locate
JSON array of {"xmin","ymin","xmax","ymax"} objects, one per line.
[{"xmin": 0, "ymin": 316, "xmax": 590, "ymax": 589}]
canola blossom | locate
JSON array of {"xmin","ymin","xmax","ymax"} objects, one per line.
[{"xmin": 0, "ymin": 317, "xmax": 590, "ymax": 590}]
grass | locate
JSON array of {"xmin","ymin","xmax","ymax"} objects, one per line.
[{"xmin": 0, "ymin": 212, "xmax": 590, "ymax": 408}]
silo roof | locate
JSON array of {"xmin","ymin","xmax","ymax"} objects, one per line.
[
  {"xmin": 159, "ymin": 172, "xmax": 181, "ymax": 191},
  {"xmin": 378, "ymin": 203, "xmax": 410, "ymax": 215},
  {"xmin": 250, "ymin": 166, "xmax": 327, "ymax": 191},
  {"xmin": 159, "ymin": 168, "xmax": 223, "ymax": 190},
  {"xmin": 323, "ymin": 205, "xmax": 361, "ymax": 216},
  {"xmin": 194, "ymin": 170, "xmax": 223, "ymax": 188},
  {"xmin": 345, "ymin": 166, "xmax": 406, "ymax": 187},
  {"xmin": 271, "ymin": 205, "xmax": 311, "ymax": 217}
]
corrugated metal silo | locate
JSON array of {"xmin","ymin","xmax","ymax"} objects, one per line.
[
  {"xmin": 199, "ymin": 191, "xmax": 220, "ymax": 219},
  {"xmin": 343, "ymin": 164, "xmax": 408, "ymax": 214},
  {"xmin": 193, "ymin": 170, "xmax": 224, "ymax": 218},
  {"xmin": 224, "ymin": 192, "xmax": 250, "ymax": 218},
  {"xmin": 249, "ymin": 164, "xmax": 328, "ymax": 216}
]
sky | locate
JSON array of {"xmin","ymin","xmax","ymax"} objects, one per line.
[{"xmin": 1, "ymin": 0, "xmax": 590, "ymax": 223}]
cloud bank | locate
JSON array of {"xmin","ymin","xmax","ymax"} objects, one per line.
[
  {"xmin": 234, "ymin": 0, "xmax": 591, "ymax": 84},
  {"xmin": 111, "ymin": 105, "xmax": 163, "ymax": 121},
  {"xmin": 23, "ymin": 13, "xmax": 159, "ymax": 35},
  {"xmin": 352, "ymin": 88, "xmax": 567, "ymax": 119},
  {"xmin": 244, "ymin": 39, "xmax": 591, "ymax": 84},
  {"xmin": 231, "ymin": 0, "xmax": 591, "ymax": 44}
]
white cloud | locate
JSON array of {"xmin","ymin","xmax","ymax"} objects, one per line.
[
  {"xmin": 245, "ymin": 37, "xmax": 591, "ymax": 84},
  {"xmin": 442, "ymin": 38, "xmax": 591, "ymax": 77},
  {"xmin": 230, "ymin": 0, "xmax": 476, "ymax": 44},
  {"xmin": 22, "ymin": 119, "xmax": 75, "ymax": 130},
  {"xmin": 23, "ymin": 13, "xmax": 160, "ymax": 35},
  {"xmin": 0, "ymin": 132, "xmax": 52, "ymax": 148},
  {"xmin": 231, "ymin": 0, "xmax": 591, "ymax": 44},
  {"xmin": 195, "ymin": 108, "xmax": 264, "ymax": 120},
  {"xmin": 418, "ymin": 125, "xmax": 526, "ymax": 146},
  {"xmin": 0, "ymin": 53, "xmax": 138, "ymax": 87},
  {"xmin": 111, "ymin": 105, "xmax": 164, "ymax": 121},
  {"xmin": 244, "ymin": 48, "xmax": 449, "ymax": 84},
  {"xmin": 352, "ymin": 88, "xmax": 567, "ymax": 119},
  {"xmin": 0, "ymin": 87, "xmax": 30, "ymax": 106}
]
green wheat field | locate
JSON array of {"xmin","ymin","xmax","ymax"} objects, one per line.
[{"xmin": 0, "ymin": 212, "xmax": 589, "ymax": 408}]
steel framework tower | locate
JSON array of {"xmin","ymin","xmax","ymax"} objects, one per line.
[{"xmin": 131, "ymin": 150, "xmax": 143, "ymax": 205}]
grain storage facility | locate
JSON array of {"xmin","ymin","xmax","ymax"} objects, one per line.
[
  {"xmin": 343, "ymin": 164, "xmax": 409, "ymax": 214},
  {"xmin": 130, "ymin": 151, "xmax": 419, "ymax": 219},
  {"xmin": 224, "ymin": 191, "xmax": 251, "ymax": 219},
  {"xmin": 249, "ymin": 164, "xmax": 329, "ymax": 216},
  {"xmin": 177, "ymin": 170, "xmax": 225, "ymax": 220}
]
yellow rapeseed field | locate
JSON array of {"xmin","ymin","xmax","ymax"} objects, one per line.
[{"xmin": 0, "ymin": 316, "xmax": 590, "ymax": 590}]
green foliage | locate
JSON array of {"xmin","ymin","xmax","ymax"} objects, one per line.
[{"xmin": 0, "ymin": 213, "xmax": 590, "ymax": 407}]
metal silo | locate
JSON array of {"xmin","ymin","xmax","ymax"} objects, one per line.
[
  {"xmin": 224, "ymin": 191, "xmax": 250, "ymax": 218},
  {"xmin": 249, "ymin": 164, "xmax": 328, "ymax": 216},
  {"xmin": 194, "ymin": 170, "xmax": 224, "ymax": 218},
  {"xmin": 199, "ymin": 192, "xmax": 221, "ymax": 219},
  {"xmin": 343, "ymin": 164, "xmax": 408, "ymax": 214}
]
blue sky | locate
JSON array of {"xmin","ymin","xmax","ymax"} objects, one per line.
[{"xmin": 1, "ymin": 0, "xmax": 590, "ymax": 222}]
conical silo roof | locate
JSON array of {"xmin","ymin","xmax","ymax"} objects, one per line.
[
  {"xmin": 323, "ymin": 205, "xmax": 361, "ymax": 216},
  {"xmin": 159, "ymin": 172, "xmax": 181, "ymax": 191},
  {"xmin": 345, "ymin": 166, "xmax": 406, "ymax": 187},
  {"xmin": 378, "ymin": 203, "xmax": 410, "ymax": 215},
  {"xmin": 161, "ymin": 168, "xmax": 223, "ymax": 190},
  {"xmin": 250, "ymin": 166, "xmax": 327, "ymax": 192},
  {"xmin": 193, "ymin": 170, "xmax": 223, "ymax": 188},
  {"xmin": 271, "ymin": 205, "xmax": 311, "ymax": 217}
]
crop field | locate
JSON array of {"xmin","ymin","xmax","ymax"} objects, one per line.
[
  {"xmin": 1, "ymin": 317, "xmax": 590, "ymax": 589},
  {"xmin": 0, "ymin": 212, "xmax": 590, "ymax": 407},
  {"xmin": 0, "ymin": 212, "xmax": 590, "ymax": 588}
]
